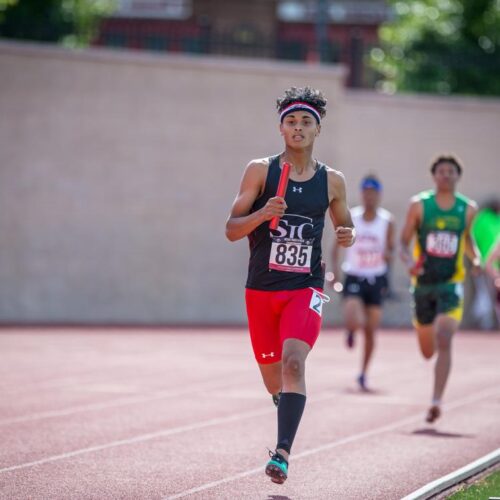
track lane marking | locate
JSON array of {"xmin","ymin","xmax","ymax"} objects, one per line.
[
  {"xmin": 402, "ymin": 447, "xmax": 500, "ymax": 500},
  {"xmin": 0, "ymin": 388, "xmax": 407, "ymax": 474},
  {"xmin": 0, "ymin": 378, "xmax": 247, "ymax": 426},
  {"xmin": 0, "ymin": 406, "xmax": 275, "ymax": 474},
  {"xmin": 164, "ymin": 388, "xmax": 500, "ymax": 499},
  {"xmin": 0, "ymin": 362, "xmax": 425, "ymax": 425},
  {"xmin": 1, "ymin": 386, "xmax": 496, "ymax": 482}
]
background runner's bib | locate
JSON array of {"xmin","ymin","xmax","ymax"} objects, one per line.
[
  {"xmin": 246, "ymin": 155, "xmax": 330, "ymax": 291},
  {"xmin": 425, "ymin": 231, "xmax": 459, "ymax": 257}
]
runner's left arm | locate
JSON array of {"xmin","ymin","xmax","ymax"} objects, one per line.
[
  {"xmin": 327, "ymin": 169, "xmax": 355, "ymax": 248},
  {"xmin": 464, "ymin": 202, "xmax": 482, "ymax": 273},
  {"xmin": 385, "ymin": 216, "xmax": 396, "ymax": 264},
  {"xmin": 331, "ymin": 236, "xmax": 343, "ymax": 286}
]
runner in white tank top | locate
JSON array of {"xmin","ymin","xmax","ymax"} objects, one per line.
[
  {"xmin": 343, "ymin": 205, "xmax": 391, "ymax": 279},
  {"xmin": 331, "ymin": 175, "xmax": 395, "ymax": 390}
]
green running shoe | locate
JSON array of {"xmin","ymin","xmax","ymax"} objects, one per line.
[{"xmin": 265, "ymin": 450, "xmax": 288, "ymax": 484}]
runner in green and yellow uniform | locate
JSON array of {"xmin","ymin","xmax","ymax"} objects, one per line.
[{"xmin": 400, "ymin": 155, "xmax": 481, "ymax": 424}]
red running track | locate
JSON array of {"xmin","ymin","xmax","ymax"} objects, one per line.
[{"xmin": 0, "ymin": 328, "xmax": 499, "ymax": 499}]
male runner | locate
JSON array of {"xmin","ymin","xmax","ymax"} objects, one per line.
[
  {"xmin": 226, "ymin": 87, "xmax": 355, "ymax": 484},
  {"xmin": 485, "ymin": 241, "xmax": 500, "ymax": 322},
  {"xmin": 400, "ymin": 155, "xmax": 481, "ymax": 423},
  {"xmin": 471, "ymin": 199, "xmax": 500, "ymax": 326},
  {"xmin": 332, "ymin": 174, "xmax": 394, "ymax": 390}
]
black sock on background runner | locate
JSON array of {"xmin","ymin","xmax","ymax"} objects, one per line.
[{"xmin": 276, "ymin": 392, "xmax": 306, "ymax": 454}]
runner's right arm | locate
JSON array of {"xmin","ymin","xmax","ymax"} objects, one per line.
[
  {"xmin": 400, "ymin": 198, "xmax": 422, "ymax": 275},
  {"xmin": 225, "ymin": 160, "xmax": 287, "ymax": 242}
]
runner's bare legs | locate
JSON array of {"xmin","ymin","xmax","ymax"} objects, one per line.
[{"xmin": 362, "ymin": 306, "xmax": 382, "ymax": 377}]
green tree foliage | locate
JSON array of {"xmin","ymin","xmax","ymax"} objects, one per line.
[
  {"xmin": 371, "ymin": 0, "xmax": 500, "ymax": 96},
  {"xmin": 0, "ymin": 0, "xmax": 115, "ymax": 47}
]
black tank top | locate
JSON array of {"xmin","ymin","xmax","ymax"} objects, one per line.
[{"xmin": 246, "ymin": 155, "xmax": 330, "ymax": 290}]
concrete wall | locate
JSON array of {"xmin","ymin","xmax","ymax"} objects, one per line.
[
  {"xmin": 0, "ymin": 41, "xmax": 498, "ymax": 325},
  {"xmin": 0, "ymin": 41, "xmax": 345, "ymax": 324}
]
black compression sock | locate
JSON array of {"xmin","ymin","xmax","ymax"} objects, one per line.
[{"xmin": 276, "ymin": 392, "xmax": 306, "ymax": 454}]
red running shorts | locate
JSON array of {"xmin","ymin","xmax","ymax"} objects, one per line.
[{"xmin": 245, "ymin": 287, "xmax": 326, "ymax": 364}]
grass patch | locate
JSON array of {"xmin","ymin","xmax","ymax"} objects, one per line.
[{"xmin": 449, "ymin": 468, "xmax": 500, "ymax": 499}]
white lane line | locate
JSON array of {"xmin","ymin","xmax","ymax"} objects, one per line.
[
  {"xmin": 0, "ymin": 390, "xmax": 361, "ymax": 474},
  {"xmin": 0, "ymin": 362, "xmax": 425, "ymax": 426},
  {"xmin": 0, "ymin": 388, "xmax": 422, "ymax": 428},
  {"xmin": 0, "ymin": 383, "xmax": 496, "ymax": 479},
  {"xmin": 0, "ymin": 406, "xmax": 275, "ymax": 474},
  {"xmin": 164, "ymin": 387, "xmax": 500, "ymax": 499},
  {"xmin": 0, "ymin": 378, "xmax": 245, "ymax": 426},
  {"xmin": 401, "ymin": 448, "xmax": 500, "ymax": 500},
  {"xmin": 0, "ymin": 377, "xmax": 86, "ymax": 396}
]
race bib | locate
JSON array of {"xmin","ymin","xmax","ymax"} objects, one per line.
[
  {"xmin": 426, "ymin": 231, "xmax": 459, "ymax": 258},
  {"xmin": 309, "ymin": 289, "xmax": 324, "ymax": 316},
  {"xmin": 269, "ymin": 239, "xmax": 313, "ymax": 273},
  {"xmin": 356, "ymin": 249, "xmax": 384, "ymax": 269}
]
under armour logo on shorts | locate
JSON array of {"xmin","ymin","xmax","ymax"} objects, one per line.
[{"xmin": 261, "ymin": 352, "xmax": 275, "ymax": 359}]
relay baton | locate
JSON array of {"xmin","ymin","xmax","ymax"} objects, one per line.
[
  {"xmin": 409, "ymin": 254, "xmax": 425, "ymax": 276},
  {"xmin": 269, "ymin": 162, "xmax": 291, "ymax": 230}
]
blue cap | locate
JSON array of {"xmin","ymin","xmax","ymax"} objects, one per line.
[{"xmin": 361, "ymin": 177, "xmax": 382, "ymax": 191}]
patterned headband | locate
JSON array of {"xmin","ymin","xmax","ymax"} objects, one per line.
[{"xmin": 279, "ymin": 102, "xmax": 321, "ymax": 124}]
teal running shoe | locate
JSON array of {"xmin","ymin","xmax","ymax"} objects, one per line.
[{"xmin": 265, "ymin": 450, "xmax": 288, "ymax": 484}]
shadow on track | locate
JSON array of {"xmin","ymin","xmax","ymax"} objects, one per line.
[
  {"xmin": 410, "ymin": 428, "xmax": 475, "ymax": 439},
  {"xmin": 342, "ymin": 387, "xmax": 387, "ymax": 396}
]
